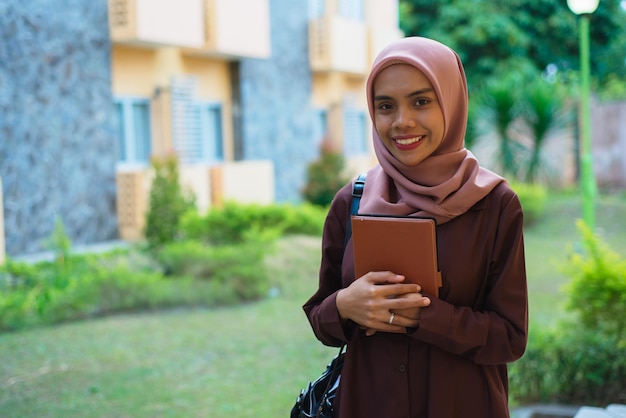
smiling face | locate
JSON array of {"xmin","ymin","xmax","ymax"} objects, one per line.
[{"xmin": 372, "ymin": 64, "xmax": 445, "ymax": 167}]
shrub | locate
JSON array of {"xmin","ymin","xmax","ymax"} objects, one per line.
[
  {"xmin": 156, "ymin": 239, "xmax": 272, "ymax": 302},
  {"xmin": 508, "ymin": 181, "xmax": 548, "ymax": 227},
  {"xmin": 509, "ymin": 222, "xmax": 626, "ymax": 405},
  {"xmin": 0, "ymin": 239, "xmax": 274, "ymax": 332},
  {"xmin": 181, "ymin": 202, "xmax": 326, "ymax": 245},
  {"xmin": 144, "ymin": 155, "xmax": 196, "ymax": 249},
  {"xmin": 562, "ymin": 220, "xmax": 626, "ymax": 339},
  {"xmin": 301, "ymin": 140, "xmax": 349, "ymax": 207},
  {"xmin": 510, "ymin": 327, "xmax": 626, "ymax": 406}
]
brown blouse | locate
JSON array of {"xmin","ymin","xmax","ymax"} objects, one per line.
[{"xmin": 303, "ymin": 181, "xmax": 528, "ymax": 418}]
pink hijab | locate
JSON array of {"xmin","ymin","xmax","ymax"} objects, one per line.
[{"xmin": 359, "ymin": 37, "xmax": 504, "ymax": 224}]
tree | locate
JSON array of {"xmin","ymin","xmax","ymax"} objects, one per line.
[
  {"xmin": 520, "ymin": 78, "xmax": 569, "ymax": 183},
  {"xmin": 399, "ymin": 0, "xmax": 626, "ymax": 94}
]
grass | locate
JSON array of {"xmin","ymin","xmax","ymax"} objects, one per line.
[
  {"xmin": 524, "ymin": 190, "xmax": 626, "ymax": 328},
  {"xmin": 1, "ymin": 192, "xmax": 625, "ymax": 417}
]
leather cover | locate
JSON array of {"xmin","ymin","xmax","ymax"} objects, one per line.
[{"xmin": 351, "ymin": 215, "xmax": 442, "ymax": 297}]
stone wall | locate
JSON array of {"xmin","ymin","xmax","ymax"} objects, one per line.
[
  {"xmin": 591, "ymin": 100, "xmax": 626, "ymax": 190},
  {"xmin": 0, "ymin": 0, "xmax": 119, "ymax": 256},
  {"xmin": 240, "ymin": 0, "xmax": 315, "ymax": 203}
]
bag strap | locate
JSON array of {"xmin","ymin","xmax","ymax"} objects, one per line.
[
  {"xmin": 344, "ymin": 172, "xmax": 367, "ymax": 248},
  {"xmin": 334, "ymin": 173, "xmax": 366, "ymax": 357}
]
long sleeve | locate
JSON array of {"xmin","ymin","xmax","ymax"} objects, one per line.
[
  {"xmin": 303, "ymin": 183, "xmax": 354, "ymax": 347},
  {"xmin": 412, "ymin": 183, "xmax": 528, "ymax": 364}
]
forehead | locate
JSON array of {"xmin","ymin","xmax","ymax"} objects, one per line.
[{"xmin": 372, "ymin": 63, "xmax": 434, "ymax": 95}]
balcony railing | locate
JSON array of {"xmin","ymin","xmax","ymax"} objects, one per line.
[
  {"xmin": 108, "ymin": 0, "xmax": 270, "ymax": 59},
  {"xmin": 309, "ymin": 15, "xmax": 368, "ymax": 75},
  {"xmin": 199, "ymin": 0, "xmax": 271, "ymax": 59}
]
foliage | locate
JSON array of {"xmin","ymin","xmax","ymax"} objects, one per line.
[
  {"xmin": 597, "ymin": 74, "xmax": 626, "ymax": 102},
  {"xmin": 144, "ymin": 155, "xmax": 196, "ymax": 250},
  {"xmin": 156, "ymin": 239, "xmax": 272, "ymax": 302},
  {"xmin": 471, "ymin": 69, "xmax": 570, "ymax": 186},
  {"xmin": 44, "ymin": 217, "xmax": 72, "ymax": 268},
  {"xmin": 181, "ymin": 201, "xmax": 326, "ymax": 245},
  {"xmin": 510, "ymin": 221, "xmax": 626, "ymax": 405},
  {"xmin": 0, "ymin": 252, "xmax": 163, "ymax": 331},
  {"xmin": 0, "ymin": 244, "xmax": 272, "ymax": 332},
  {"xmin": 510, "ymin": 327, "xmax": 626, "ymax": 405},
  {"xmin": 520, "ymin": 78, "xmax": 569, "ymax": 183},
  {"xmin": 562, "ymin": 220, "xmax": 626, "ymax": 339},
  {"xmin": 508, "ymin": 181, "xmax": 548, "ymax": 227},
  {"xmin": 478, "ymin": 74, "xmax": 524, "ymax": 177},
  {"xmin": 301, "ymin": 141, "xmax": 350, "ymax": 207},
  {"xmin": 399, "ymin": 0, "xmax": 626, "ymax": 93},
  {"xmin": 0, "ymin": 199, "xmax": 328, "ymax": 332}
]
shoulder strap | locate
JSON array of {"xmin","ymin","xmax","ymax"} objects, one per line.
[{"xmin": 344, "ymin": 173, "xmax": 367, "ymax": 248}]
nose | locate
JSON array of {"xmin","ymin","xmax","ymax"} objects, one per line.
[{"xmin": 393, "ymin": 106, "xmax": 416, "ymax": 129}]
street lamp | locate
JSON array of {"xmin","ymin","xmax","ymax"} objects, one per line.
[{"xmin": 567, "ymin": 0, "xmax": 599, "ymax": 230}]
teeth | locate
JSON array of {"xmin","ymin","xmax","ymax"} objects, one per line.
[{"xmin": 396, "ymin": 136, "xmax": 423, "ymax": 145}]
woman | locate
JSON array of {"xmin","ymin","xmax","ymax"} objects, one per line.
[{"xmin": 303, "ymin": 37, "xmax": 528, "ymax": 417}]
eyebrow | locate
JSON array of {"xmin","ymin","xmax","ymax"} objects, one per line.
[{"xmin": 374, "ymin": 87, "xmax": 435, "ymax": 102}]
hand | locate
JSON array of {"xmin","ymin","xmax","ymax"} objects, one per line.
[{"xmin": 336, "ymin": 271, "xmax": 430, "ymax": 335}]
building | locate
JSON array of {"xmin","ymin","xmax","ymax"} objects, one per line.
[{"xmin": 0, "ymin": 0, "xmax": 402, "ymax": 256}]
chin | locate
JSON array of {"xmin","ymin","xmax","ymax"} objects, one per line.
[{"xmin": 395, "ymin": 154, "xmax": 426, "ymax": 167}]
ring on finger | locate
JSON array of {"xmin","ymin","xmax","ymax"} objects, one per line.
[{"xmin": 388, "ymin": 312, "xmax": 395, "ymax": 325}]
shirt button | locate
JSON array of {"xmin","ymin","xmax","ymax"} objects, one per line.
[{"xmin": 399, "ymin": 364, "xmax": 406, "ymax": 373}]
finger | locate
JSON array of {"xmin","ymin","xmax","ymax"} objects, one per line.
[
  {"xmin": 386, "ymin": 311, "xmax": 419, "ymax": 329},
  {"xmin": 382, "ymin": 284, "xmax": 422, "ymax": 297},
  {"xmin": 364, "ymin": 272, "xmax": 406, "ymax": 285}
]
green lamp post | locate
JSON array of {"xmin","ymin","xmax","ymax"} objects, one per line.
[{"xmin": 567, "ymin": 0, "xmax": 599, "ymax": 230}]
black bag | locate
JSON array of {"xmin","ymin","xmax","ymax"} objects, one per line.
[
  {"xmin": 291, "ymin": 174, "xmax": 366, "ymax": 418},
  {"xmin": 290, "ymin": 345, "xmax": 345, "ymax": 418}
]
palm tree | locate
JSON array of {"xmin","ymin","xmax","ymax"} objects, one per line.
[
  {"xmin": 521, "ymin": 79, "xmax": 568, "ymax": 183},
  {"xmin": 480, "ymin": 77, "xmax": 522, "ymax": 178}
]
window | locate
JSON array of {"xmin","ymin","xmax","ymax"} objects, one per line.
[
  {"xmin": 308, "ymin": 0, "xmax": 325, "ymax": 19},
  {"xmin": 170, "ymin": 77, "xmax": 224, "ymax": 164},
  {"xmin": 343, "ymin": 107, "xmax": 367, "ymax": 157},
  {"xmin": 312, "ymin": 108, "xmax": 328, "ymax": 150},
  {"xmin": 115, "ymin": 97, "xmax": 151, "ymax": 164},
  {"xmin": 338, "ymin": 0, "xmax": 364, "ymax": 21},
  {"xmin": 198, "ymin": 102, "xmax": 224, "ymax": 163}
]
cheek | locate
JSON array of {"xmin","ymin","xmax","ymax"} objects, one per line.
[{"xmin": 373, "ymin": 115, "xmax": 391, "ymax": 135}]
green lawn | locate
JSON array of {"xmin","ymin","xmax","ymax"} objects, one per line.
[{"xmin": 1, "ymin": 192, "xmax": 625, "ymax": 417}]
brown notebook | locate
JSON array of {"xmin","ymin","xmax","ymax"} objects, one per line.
[{"xmin": 351, "ymin": 215, "xmax": 442, "ymax": 297}]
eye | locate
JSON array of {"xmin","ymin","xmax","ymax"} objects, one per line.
[
  {"xmin": 414, "ymin": 98, "xmax": 430, "ymax": 106},
  {"xmin": 376, "ymin": 102, "xmax": 394, "ymax": 111}
]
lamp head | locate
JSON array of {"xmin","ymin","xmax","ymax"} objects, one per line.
[{"xmin": 567, "ymin": 0, "xmax": 600, "ymax": 15}]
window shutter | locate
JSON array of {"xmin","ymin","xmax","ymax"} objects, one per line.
[
  {"xmin": 171, "ymin": 77, "xmax": 202, "ymax": 164},
  {"xmin": 343, "ymin": 107, "xmax": 367, "ymax": 157}
]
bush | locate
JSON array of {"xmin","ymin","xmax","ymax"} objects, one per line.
[
  {"xmin": 301, "ymin": 141, "xmax": 349, "ymax": 207},
  {"xmin": 144, "ymin": 155, "xmax": 196, "ymax": 249},
  {"xmin": 181, "ymin": 201, "xmax": 326, "ymax": 245},
  {"xmin": 508, "ymin": 181, "xmax": 548, "ymax": 227},
  {"xmin": 0, "ymin": 240, "xmax": 274, "ymax": 332},
  {"xmin": 156, "ymin": 239, "xmax": 272, "ymax": 302},
  {"xmin": 509, "ymin": 222, "xmax": 626, "ymax": 405},
  {"xmin": 0, "ymin": 201, "xmax": 327, "ymax": 332},
  {"xmin": 510, "ymin": 327, "xmax": 626, "ymax": 406},
  {"xmin": 563, "ymin": 220, "xmax": 626, "ymax": 339},
  {"xmin": 0, "ymin": 251, "xmax": 172, "ymax": 330}
]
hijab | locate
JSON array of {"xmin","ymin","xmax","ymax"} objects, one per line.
[{"xmin": 358, "ymin": 36, "xmax": 504, "ymax": 224}]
